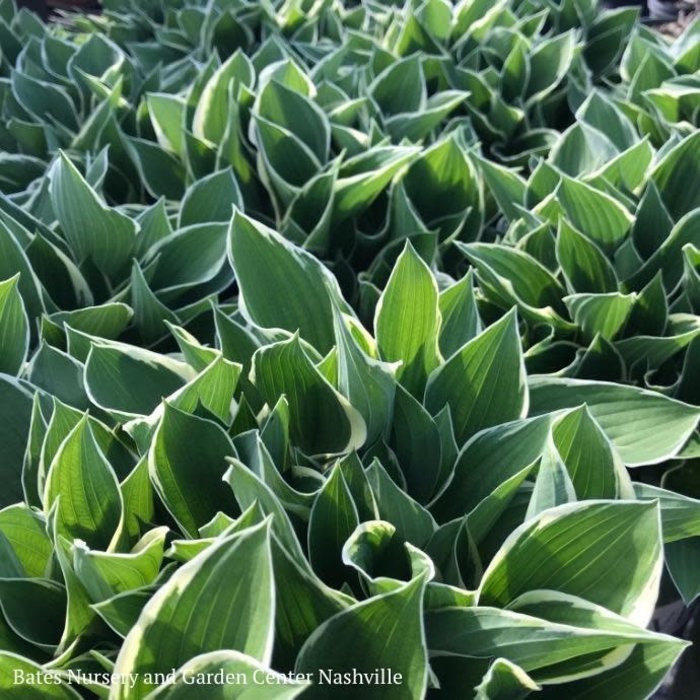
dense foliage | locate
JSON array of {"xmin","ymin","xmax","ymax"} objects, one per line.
[{"xmin": 0, "ymin": 0, "xmax": 699, "ymax": 697}]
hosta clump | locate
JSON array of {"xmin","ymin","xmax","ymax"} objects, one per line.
[
  {"xmin": 0, "ymin": 0, "xmax": 644, "ymax": 278},
  {"xmin": 0, "ymin": 0, "xmax": 698, "ymax": 698},
  {"xmin": 0, "ymin": 211, "xmax": 697, "ymax": 699}
]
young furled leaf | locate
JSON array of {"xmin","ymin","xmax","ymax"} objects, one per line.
[
  {"xmin": 375, "ymin": 241, "xmax": 441, "ymax": 397},
  {"xmin": 252, "ymin": 335, "xmax": 366, "ymax": 456}
]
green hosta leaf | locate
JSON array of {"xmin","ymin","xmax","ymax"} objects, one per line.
[
  {"xmin": 0, "ymin": 220, "xmax": 45, "ymax": 336},
  {"xmin": 0, "ymin": 652, "xmax": 81, "ymax": 698},
  {"xmin": 556, "ymin": 220, "xmax": 618, "ymax": 294},
  {"xmin": 72, "ymin": 527, "xmax": 167, "ymax": 603},
  {"xmin": 518, "ymin": 224, "xmax": 557, "ymax": 271},
  {"xmin": 634, "ymin": 483, "xmax": 700, "ymax": 543},
  {"xmin": 578, "ymin": 91, "xmax": 638, "ymax": 152},
  {"xmin": 149, "ymin": 404, "xmax": 237, "ymax": 538},
  {"xmin": 391, "ymin": 384, "xmax": 442, "ymax": 504},
  {"xmin": 308, "ymin": 465, "xmax": 359, "ymax": 588},
  {"xmin": 432, "ymin": 415, "xmax": 552, "ymax": 522},
  {"xmin": 146, "ymin": 651, "xmax": 308, "ymax": 700},
  {"xmin": 179, "ymin": 168, "xmax": 242, "ymax": 228},
  {"xmin": 146, "ymin": 92, "xmax": 186, "ymax": 158},
  {"xmin": 38, "ymin": 397, "xmax": 134, "ymax": 494},
  {"xmin": 526, "ymin": 440, "xmax": 576, "ymax": 518},
  {"xmin": 129, "ymin": 262, "xmax": 179, "ymax": 347},
  {"xmin": 430, "ymin": 589, "xmax": 684, "ymax": 688},
  {"xmin": 11, "ymin": 71, "xmax": 78, "ymax": 131},
  {"xmin": 479, "ymin": 501, "xmax": 662, "ymax": 626},
  {"xmin": 48, "ymin": 153, "xmax": 137, "ymax": 281},
  {"xmin": 0, "ymin": 574, "xmax": 66, "ymax": 652},
  {"xmin": 50, "ymin": 303, "xmax": 133, "ymax": 340},
  {"xmin": 337, "ymin": 452, "xmax": 379, "ymax": 523},
  {"xmin": 529, "ymin": 377, "xmax": 700, "ymax": 465},
  {"xmin": 48, "ymin": 521, "xmax": 102, "ymax": 652},
  {"xmin": 44, "ymin": 416, "xmax": 123, "ymax": 551},
  {"xmin": 651, "ymin": 129, "xmax": 700, "ymax": 220},
  {"xmin": 459, "ymin": 242, "xmax": 566, "ymax": 315},
  {"xmin": 564, "ymin": 292, "xmax": 636, "ymax": 341},
  {"xmin": 334, "ymin": 146, "xmax": 419, "ymax": 222},
  {"xmin": 192, "ymin": 50, "xmax": 254, "ymax": 144},
  {"xmin": 0, "ymin": 505, "xmax": 52, "ymax": 578},
  {"xmin": 22, "ymin": 393, "xmax": 45, "ymax": 509},
  {"xmin": 256, "ymin": 79, "xmax": 330, "ymax": 163},
  {"xmin": 477, "ymin": 157, "xmax": 527, "ymax": 223},
  {"xmin": 366, "ymin": 459, "xmax": 437, "ymax": 548},
  {"xmin": 121, "ymin": 457, "xmax": 155, "ymax": 544},
  {"xmin": 85, "ymin": 342, "xmax": 192, "ymax": 419},
  {"xmin": 0, "ymin": 275, "xmax": 28, "ymax": 375},
  {"xmin": 425, "ymin": 309, "xmax": 527, "ymax": 445},
  {"xmin": 616, "ymin": 324, "xmax": 700, "ymax": 374},
  {"xmin": 474, "ymin": 658, "xmax": 539, "ymax": 700},
  {"xmin": 587, "ymin": 139, "xmax": 653, "ymax": 193},
  {"xmin": 457, "ymin": 242, "xmax": 572, "ymax": 330},
  {"xmin": 252, "ymin": 335, "xmax": 366, "ymax": 456},
  {"xmin": 148, "ymin": 222, "xmax": 230, "ymax": 294},
  {"xmin": 270, "ymin": 531, "xmax": 352, "ymax": 668},
  {"xmin": 259, "ymin": 396, "xmax": 291, "ymax": 469},
  {"xmin": 438, "ymin": 270, "xmax": 482, "ymax": 359},
  {"xmin": 125, "ymin": 355, "xmax": 241, "ymax": 449},
  {"xmin": 567, "ymin": 334, "xmax": 621, "ymax": 381},
  {"xmin": 536, "ymin": 636, "xmax": 687, "ymax": 700},
  {"xmin": 453, "ymin": 0, "xmax": 503, "ymax": 35},
  {"xmin": 93, "ymin": 587, "xmax": 157, "ymax": 640},
  {"xmin": 553, "ymin": 406, "xmax": 634, "ymax": 499},
  {"xmin": 682, "ymin": 244, "xmax": 700, "ymax": 312},
  {"xmin": 369, "ymin": 55, "xmax": 424, "ymax": 116},
  {"xmin": 628, "ymin": 272, "xmax": 668, "ymax": 337},
  {"xmin": 416, "ymin": 0, "xmax": 452, "ymax": 39},
  {"xmin": 255, "ymin": 115, "xmax": 320, "ymax": 199},
  {"xmin": 28, "ymin": 342, "xmax": 89, "ymax": 411},
  {"xmin": 134, "ymin": 200, "xmax": 173, "ymax": 259},
  {"xmin": 334, "ymin": 308, "xmax": 397, "ymax": 446},
  {"xmin": 342, "ymin": 520, "xmax": 412, "ymax": 592},
  {"xmin": 296, "ymin": 576, "xmax": 428, "ymax": 700},
  {"xmin": 525, "ymin": 30, "xmax": 577, "ymax": 104},
  {"xmin": 666, "ymin": 536, "xmax": 700, "ymax": 604},
  {"xmin": 626, "ymin": 209, "xmax": 700, "ymax": 292},
  {"xmin": 229, "ymin": 211, "xmax": 347, "ymax": 354},
  {"xmin": 549, "ymin": 123, "xmax": 618, "ymax": 180},
  {"xmin": 126, "ymin": 137, "xmax": 186, "ymax": 200},
  {"xmin": 166, "ymin": 323, "xmax": 220, "ymax": 373},
  {"xmin": 224, "ymin": 460, "xmax": 306, "ymax": 566},
  {"xmin": 386, "ymin": 91, "xmax": 468, "ymax": 143},
  {"xmin": 558, "ymin": 181, "xmax": 632, "ymax": 255},
  {"xmin": 402, "ymin": 135, "xmax": 479, "ymax": 240},
  {"xmin": 111, "ymin": 522, "xmax": 275, "ymax": 699},
  {"xmin": 632, "ymin": 182, "xmax": 674, "ymax": 261},
  {"xmin": 283, "ymin": 162, "xmax": 338, "ymax": 253},
  {"xmin": 375, "ymin": 242, "xmax": 441, "ymax": 396},
  {"xmin": 429, "ymin": 600, "xmax": 651, "ymax": 684}
]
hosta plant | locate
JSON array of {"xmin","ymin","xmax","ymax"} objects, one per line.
[
  {"xmin": 0, "ymin": 212, "xmax": 697, "ymax": 699},
  {"xmin": 0, "ymin": 0, "xmax": 698, "ymax": 699}
]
